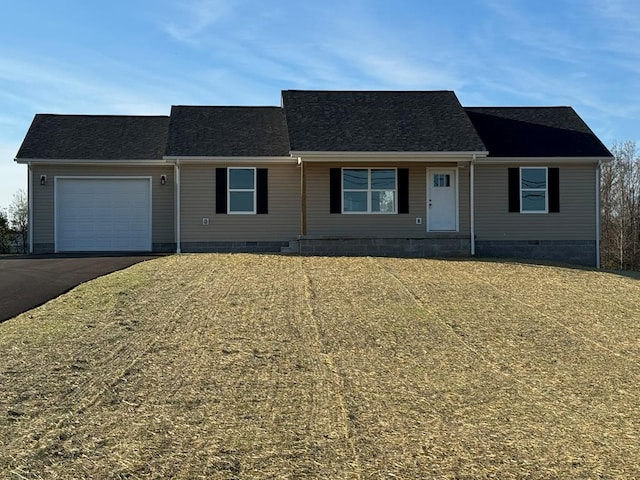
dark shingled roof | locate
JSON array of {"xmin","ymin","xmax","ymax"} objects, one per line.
[
  {"xmin": 16, "ymin": 114, "xmax": 170, "ymax": 160},
  {"xmin": 165, "ymin": 106, "xmax": 290, "ymax": 157},
  {"xmin": 282, "ymin": 90, "xmax": 487, "ymax": 152},
  {"xmin": 464, "ymin": 107, "xmax": 613, "ymax": 158}
]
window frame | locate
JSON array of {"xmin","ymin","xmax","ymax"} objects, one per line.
[
  {"xmin": 519, "ymin": 167, "xmax": 548, "ymax": 214},
  {"xmin": 341, "ymin": 167, "xmax": 397, "ymax": 214},
  {"xmin": 227, "ymin": 167, "xmax": 256, "ymax": 215}
]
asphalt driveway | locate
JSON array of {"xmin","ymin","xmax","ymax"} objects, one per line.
[{"xmin": 0, "ymin": 255, "xmax": 161, "ymax": 323}]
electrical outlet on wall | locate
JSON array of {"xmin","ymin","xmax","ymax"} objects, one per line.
[
  {"xmin": 415, "ymin": 217, "xmax": 422, "ymax": 225},
  {"xmin": 202, "ymin": 218, "xmax": 209, "ymax": 226}
]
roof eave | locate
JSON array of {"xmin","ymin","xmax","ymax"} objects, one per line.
[
  {"xmin": 14, "ymin": 158, "xmax": 168, "ymax": 165},
  {"xmin": 292, "ymin": 151, "xmax": 489, "ymax": 161},
  {"xmin": 163, "ymin": 155, "xmax": 297, "ymax": 164},
  {"xmin": 475, "ymin": 156, "xmax": 614, "ymax": 164}
]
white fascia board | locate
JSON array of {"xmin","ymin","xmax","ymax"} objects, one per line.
[
  {"xmin": 15, "ymin": 158, "xmax": 169, "ymax": 166},
  {"xmin": 163, "ymin": 156, "xmax": 296, "ymax": 164},
  {"xmin": 475, "ymin": 156, "xmax": 613, "ymax": 165},
  {"xmin": 293, "ymin": 151, "xmax": 489, "ymax": 162}
]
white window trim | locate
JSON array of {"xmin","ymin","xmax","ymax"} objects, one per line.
[
  {"xmin": 519, "ymin": 166, "xmax": 548, "ymax": 214},
  {"xmin": 227, "ymin": 167, "xmax": 256, "ymax": 215},
  {"xmin": 341, "ymin": 167, "xmax": 397, "ymax": 214}
]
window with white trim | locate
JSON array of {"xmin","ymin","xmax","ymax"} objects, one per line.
[
  {"xmin": 520, "ymin": 167, "xmax": 547, "ymax": 213},
  {"xmin": 228, "ymin": 167, "xmax": 256, "ymax": 214},
  {"xmin": 342, "ymin": 168, "xmax": 396, "ymax": 213}
]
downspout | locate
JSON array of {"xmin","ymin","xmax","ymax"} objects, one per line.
[
  {"xmin": 175, "ymin": 160, "xmax": 181, "ymax": 254},
  {"xmin": 470, "ymin": 154, "xmax": 476, "ymax": 256},
  {"xmin": 27, "ymin": 162, "xmax": 33, "ymax": 253},
  {"xmin": 595, "ymin": 160, "xmax": 601, "ymax": 269},
  {"xmin": 299, "ymin": 157, "xmax": 306, "ymax": 236}
]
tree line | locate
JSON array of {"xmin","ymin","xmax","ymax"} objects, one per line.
[
  {"xmin": 0, "ymin": 189, "xmax": 28, "ymax": 254},
  {"xmin": 600, "ymin": 140, "xmax": 640, "ymax": 270}
]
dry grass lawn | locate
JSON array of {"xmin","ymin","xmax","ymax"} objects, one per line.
[{"xmin": 1, "ymin": 254, "xmax": 640, "ymax": 479}]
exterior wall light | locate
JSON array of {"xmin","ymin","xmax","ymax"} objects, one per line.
[
  {"xmin": 40, "ymin": 175, "xmax": 47, "ymax": 186},
  {"xmin": 161, "ymin": 174, "xmax": 167, "ymax": 185}
]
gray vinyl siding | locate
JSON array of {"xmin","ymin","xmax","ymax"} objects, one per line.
[
  {"xmin": 305, "ymin": 162, "xmax": 470, "ymax": 237},
  {"xmin": 180, "ymin": 163, "xmax": 300, "ymax": 242},
  {"xmin": 32, "ymin": 165, "xmax": 175, "ymax": 247},
  {"xmin": 474, "ymin": 164, "xmax": 596, "ymax": 240}
]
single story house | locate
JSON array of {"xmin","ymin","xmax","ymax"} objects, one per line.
[{"xmin": 14, "ymin": 90, "xmax": 613, "ymax": 266}]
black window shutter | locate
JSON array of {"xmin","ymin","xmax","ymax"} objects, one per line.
[
  {"xmin": 549, "ymin": 167, "xmax": 560, "ymax": 213},
  {"xmin": 508, "ymin": 168, "xmax": 520, "ymax": 213},
  {"xmin": 257, "ymin": 168, "xmax": 268, "ymax": 214},
  {"xmin": 330, "ymin": 168, "xmax": 341, "ymax": 214},
  {"xmin": 215, "ymin": 168, "xmax": 227, "ymax": 214},
  {"xmin": 398, "ymin": 168, "xmax": 409, "ymax": 214}
]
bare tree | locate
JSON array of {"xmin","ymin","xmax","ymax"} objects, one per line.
[
  {"xmin": 8, "ymin": 189, "xmax": 28, "ymax": 254},
  {"xmin": 600, "ymin": 141, "xmax": 640, "ymax": 270}
]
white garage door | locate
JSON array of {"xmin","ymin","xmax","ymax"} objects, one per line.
[{"xmin": 56, "ymin": 177, "xmax": 152, "ymax": 252}]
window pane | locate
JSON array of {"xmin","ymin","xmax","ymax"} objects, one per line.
[
  {"xmin": 521, "ymin": 168, "xmax": 546, "ymax": 189},
  {"xmin": 372, "ymin": 190, "xmax": 395, "ymax": 212},
  {"xmin": 229, "ymin": 191, "xmax": 254, "ymax": 212},
  {"xmin": 343, "ymin": 169, "xmax": 368, "ymax": 190},
  {"xmin": 343, "ymin": 191, "xmax": 367, "ymax": 212},
  {"xmin": 433, "ymin": 174, "xmax": 451, "ymax": 187},
  {"xmin": 522, "ymin": 191, "xmax": 546, "ymax": 211},
  {"xmin": 229, "ymin": 168, "xmax": 254, "ymax": 189},
  {"xmin": 371, "ymin": 169, "xmax": 395, "ymax": 189}
]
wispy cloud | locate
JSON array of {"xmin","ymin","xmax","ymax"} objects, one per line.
[
  {"xmin": 163, "ymin": 0, "xmax": 232, "ymax": 45},
  {"xmin": 0, "ymin": 55, "xmax": 173, "ymax": 115}
]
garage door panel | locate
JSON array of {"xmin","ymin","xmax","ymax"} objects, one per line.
[{"xmin": 56, "ymin": 178, "xmax": 151, "ymax": 252}]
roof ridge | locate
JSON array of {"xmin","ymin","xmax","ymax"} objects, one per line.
[
  {"xmin": 283, "ymin": 89, "xmax": 454, "ymax": 93},
  {"xmin": 35, "ymin": 113, "xmax": 170, "ymax": 118},
  {"xmin": 171, "ymin": 105, "xmax": 281, "ymax": 109},
  {"xmin": 465, "ymin": 106, "xmax": 572, "ymax": 110}
]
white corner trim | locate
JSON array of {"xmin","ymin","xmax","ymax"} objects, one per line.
[
  {"xmin": 175, "ymin": 162, "xmax": 181, "ymax": 253},
  {"xmin": 28, "ymin": 163, "xmax": 33, "ymax": 253},
  {"xmin": 596, "ymin": 161, "xmax": 601, "ymax": 269},
  {"xmin": 470, "ymin": 157, "xmax": 475, "ymax": 255}
]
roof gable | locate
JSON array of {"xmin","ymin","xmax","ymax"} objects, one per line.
[
  {"xmin": 16, "ymin": 114, "xmax": 169, "ymax": 160},
  {"xmin": 464, "ymin": 107, "xmax": 613, "ymax": 158},
  {"xmin": 165, "ymin": 106, "xmax": 290, "ymax": 157},
  {"xmin": 282, "ymin": 90, "xmax": 487, "ymax": 153}
]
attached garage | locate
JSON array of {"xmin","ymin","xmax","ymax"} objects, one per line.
[{"xmin": 55, "ymin": 177, "xmax": 152, "ymax": 252}]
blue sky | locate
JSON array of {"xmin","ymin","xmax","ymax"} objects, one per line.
[{"xmin": 1, "ymin": 0, "xmax": 638, "ymax": 208}]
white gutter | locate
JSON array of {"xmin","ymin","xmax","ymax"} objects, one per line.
[
  {"xmin": 470, "ymin": 154, "xmax": 476, "ymax": 256},
  {"xmin": 27, "ymin": 162, "xmax": 33, "ymax": 253},
  {"xmin": 474, "ymin": 156, "xmax": 610, "ymax": 165},
  {"xmin": 15, "ymin": 158, "xmax": 169, "ymax": 166},
  {"xmin": 175, "ymin": 160, "xmax": 181, "ymax": 254},
  {"xmin": 291, "ymin": 150, "xmax": 489, "ymax": 158},
  {"xmin": 293, "ymin": 151, "xmax": 488, "ymax": 162},
  {"xmin": 163, "ymin": 156, "xmax": 296, "ymax": 164},
  {"xmin": 595, "ymin": 160, "xmax": 601, "ymax": 269}
]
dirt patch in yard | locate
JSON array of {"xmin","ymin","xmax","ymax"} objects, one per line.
[{"xmin": 1, "ymin": 255, "xmax": 639, "ymax": 478}]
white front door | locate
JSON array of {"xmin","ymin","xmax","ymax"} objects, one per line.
[{"xmin": 427, "ymin": 169, "xmax": 457, "ymax": 231}]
